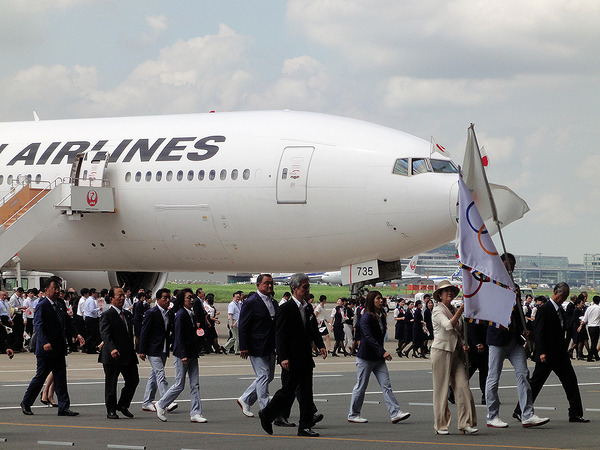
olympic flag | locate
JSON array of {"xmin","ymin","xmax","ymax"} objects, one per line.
[{"xmin": 458, "ymin": 174, "xmax": 516, "ymax": 328}]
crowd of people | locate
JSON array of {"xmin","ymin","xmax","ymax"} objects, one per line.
[{"xmin": 1, "ymin": 261, "xmax": 594, "ymax": 436}]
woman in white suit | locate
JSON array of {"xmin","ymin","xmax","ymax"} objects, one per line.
[{"xmin": 431, "ymin": 280, "xmax": 477, "ymax": 435}]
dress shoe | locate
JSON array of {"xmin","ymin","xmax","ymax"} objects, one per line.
[
  {"xmin": 274, "ymin": 416, "xmax": 296, "ymax": 427},
  {"xmin": 459, "ymin": 426, "xmax": 478, "ymax": 435},
  {"xmin": 58, "ymin": 409, "xmax": 79, "ymax": 416},
  {"xmin": 236, "ymin": 397, "xmax": 254, "ymax": 417},
  {"xmin": 434, "ymin": 428, "xmax": 449, "ymax": 435},
  {"xmin": 297, "ymin": 428, "xmax": 319, "ymax": 437},
  {"xmin": 258, "ymin": 410, "xmax": 273, "ymax": 435},
  {"xmin": 116, "ymin": 406, "xmax": 134, "ymax": 418},
  {"xmin": 166, "ymin": 402, "xmax": 178, "ymax": 412},
  {"xmin": 312, "ymin": 413, "xmax": 324, "ymax": 426},
  {"xmin": 156, "ymin": 404, "xmax": 167, "ymax": 422},
  {"xmin": 569, "ymin": 416, "xmax": 590, "ymax": 423},
  {"xmin": 21, "ymin": 401, "xmax": 34, "ymax": 415},
  {"xmin": 107, "ymin": 412, "xmax": 119, "ymax": 419},
  {"xmin": 391, "ymin": 411, "xmax": 410, "ymax": 423},
  {"xmin": 512, "ymin": 411, "xmax": 521, "ymax": 422},
  {"xmin": 40, "ymin": 392, "xmax": 50, "ymax": 405}
]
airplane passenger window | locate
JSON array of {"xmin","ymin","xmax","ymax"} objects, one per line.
[
  {"xmin": 243, "ymin": 169, "xmax": 250, "ymax": 180},
  {"xmin": 209, "ymin": 170, "xmax": 215, "ymax": 181},
  {"xmin": 83, "ymin": 170, "xmax": 88, "ymax": 179},
  {"xmin": 166, "ymin": 171, "xmax": 173, "ymax": 181},
  {"xmin": 35, "ymin": 174, "xmax": 41, "ymax": 183},
  {"xmin": 26, "ymin": 174, "xmax": 32, "ymax": 182},
  {"xmin": 187, "ymin": 170, "xmax": 194, "ymax": 181},
  {"xmin": 7, "ymin": 175, "xmax": 13, "ymax": 185},
  {"xmin": 145, "ymin": 171, "xmax": 152, "ymax": 182},
  {"xmin": 412, "ymin": 158, "xmax": 430, "ymax": 175},
  {"xmin": 135, "ymin": 171, "xmax": 142, "ymax": 182},
  {"xmin": 430, "ymin": 159, "xmax": 458, "ymax": 173},
  {"xmin": 281, "ymin": 168, "xmax": 288, "ymax": 180},
  {"xmin": 231, "ymin": 169, "xmax": 238, "ymax": 180},
  {"xmin": 198, "ymin": 170, "xmax": 205, "ymax": 181},
  {"xmin": 220, "ymin": 169, "xmax": 227, "ymax": 180},
  {"xmin": 125, "ymin": 172, "xmax": 131, "ymax": 182},
  {"xmin": 177, "ymin": 170, "xmax": 183, "ymax": 181},
  {"xmin": 0, "ymin": 175, "xmax": 3, "ymax": 185},
  {"xmin": 156, "ymin": 171, "xmax": 162, "ymax": 181},
  {"xmin": 392, "ymin": 159, "xmax": 409, "ymax": 176}
]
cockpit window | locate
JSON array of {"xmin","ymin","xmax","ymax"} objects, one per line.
[
  {"xmin": 411, "ymin": 158, "xmax": 429, "ymax": 175},
  {"xmin": 393, "ymin": 157, "xmax": 457, "ymax": 176},
  {"xmin": 430, "ymin": 159, "xmax": 458, "ymax": 173},
  {"xmin": 392, "ymin": 158, "xmax": 409, "ymax": 176}
]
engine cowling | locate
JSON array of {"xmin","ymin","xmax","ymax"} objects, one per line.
[{"xmin": 54, "ymin": 271, "xmax": 169, "ymax": 297}]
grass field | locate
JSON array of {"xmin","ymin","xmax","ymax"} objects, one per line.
[{"xmin": 165, "ymin": 282, "xmax": 582, "ymax": 304}]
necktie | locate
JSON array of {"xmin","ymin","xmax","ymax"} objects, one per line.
[
  {"xmin": 54, "ymin": 302, "xmax": 65, "ymax": 329},
  {"xmin": 120, "ymin": 311, "xmax": 128, "ymax": 331}
]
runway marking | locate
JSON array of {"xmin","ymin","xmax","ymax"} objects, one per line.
[
  {"xmin": 0, "ymin": 422, "xmax": 574, "ymax": 449},
  {"xmin": 37, "ymin": 441, "xmax": 74, "ymax": 446}
]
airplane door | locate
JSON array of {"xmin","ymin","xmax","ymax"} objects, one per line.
[
  {"xmin": 276, "ymin": 146, "xmax": 314, "ymax": 204},
  {"xmin": 70, "ymin": 152, "xmax": 110, "ymax": 187}
]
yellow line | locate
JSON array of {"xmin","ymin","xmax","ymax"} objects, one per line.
[{"xmin": 0, "ymin": 422, "xmax": 573, "ymax": 449}]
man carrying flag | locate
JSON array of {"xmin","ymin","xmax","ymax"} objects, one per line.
[{"xmin": 458, "ymin": 145, "xmax": 548, "ymax": 429}]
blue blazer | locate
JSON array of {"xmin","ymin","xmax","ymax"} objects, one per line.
[
  {"xmin": 132, "ymin": 300, "xmax": 150, "ymax": 337},
  {"xmin": 238, "ymin": 293, "xmax": 278, "ymax": 357},
  {"xmin": 139, "ymin": 305, "xmax": 173, "ymax": 356},
  {"xmin": 34, "ymin": 297, "xmax": 76, "ymax": 358},
  {"xmin": 357, "ymin": 312, "xmax": 387, "ymax": 361},
  {"xmin": 172, "ymin": 308, "xmax": 199, "ymax": 360}
]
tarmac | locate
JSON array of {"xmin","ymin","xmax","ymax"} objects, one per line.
[{"xmin": 1, "ymin": 344, "xmax": 600, "ymax": 449}]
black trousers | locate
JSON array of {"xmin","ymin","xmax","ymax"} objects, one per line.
[
  {"xmin": 22, "ymin": 353, "xmax": 70, "ymax": 411},
  {"xmin": 84, "ymin": 317, "xmax": 100, "ymax": 353},
  {"xmin": 102, "ymin": 363, "xmax": 139, "ymax": 413},
  {"xmin": 514, "ymin": 356, "xmax": 583, "ymax": 418},
  {"xmin": 468, "ymin": 347, "xmax": 489, "ymax": 397},
  {"xmin": 262, "ymin": 364, "xmax": 314, "ymax": 430},
  {"xmin": 588, "ymin": 326, "xmax": 600, "ymax": 360}
]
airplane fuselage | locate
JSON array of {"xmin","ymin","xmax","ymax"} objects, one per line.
[{"xmin": 0, "ymin": 110, "xmax": 458, "ymax": 274}]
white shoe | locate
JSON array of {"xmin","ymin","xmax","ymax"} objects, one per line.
[
  {"xmin": 348, "ymin": 416, "xmax": 368, "ymax": 423},
  {"xmin": 141, "ymin": 403, "xmax": 156, "ymax": 412},
  {"xmin": 522, "ymin": 414, "xmax": 550, "ymax": 428},
  {"xmin": 391, "ymin": 411, "xmax": 410, "ymax": 423},
  {"xmin": 487, "ymin": 417, "xmax": 508, "ymax": 428},
  {"xmin": 435, "ymin": 428, "xmax": 449, "ymax": 435},
  {"xmin": 236, "ymin": 397, "xmax": 254, "ymax": 417},
  {"xmin": 166, "ymin": 402, "xmax": 178, "ymax": 412},
  {"xmin": 459, "ymin": 426, "xmax": 478, "ymax": 434},
  {"xmin": 190, "ymin": 414, "xmax": 208, "ymax": 423},
  {"xmin": 156, "ymin": 404, "xmax": 167, "ymax": 422}
]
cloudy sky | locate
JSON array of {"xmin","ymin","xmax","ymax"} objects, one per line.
[{"xmin": 1, "ymin": 0, "xmax": 598, "ymax": 263}]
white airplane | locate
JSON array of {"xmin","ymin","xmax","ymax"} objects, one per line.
[
  {"xmin": 0, "ymin": 110, "xmax": 527, "ymax": 293},
  {"xmin": 421, "ymin": 267, "xmax": 463, "ymax": 286},
  {"xmin": 319, "ymin": 255, "xmax": 422, "ymax": 285}
]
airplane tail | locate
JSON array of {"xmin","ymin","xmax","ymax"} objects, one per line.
[{"xmin": 405, "ymin": 255, "xmax": 419, "ymax": 275}]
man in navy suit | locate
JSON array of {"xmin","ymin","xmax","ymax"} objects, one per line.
[
  {"xmin": 99, "ymin": 287, "xmax": 139, "ymax": 419},
  {"xmin": 236, "ymin": 274, "xmax": 278, "ymax": 418},
  {"xmin": 514, "ymin": 282, "xmax": 589, "ymax": 423},
  {"xmin": 155, "ymin": 289, "xmax": 206, "ymax": 423},
  {"xmin": 138, "ymin": 288, "xmax": 177, "ymax": 413},
  {"xmin": 259, "ymin": 273, "xmax": 327, "ymax": 437},
  {"xmin": 21, "ymin": 276, "xmax": 84, "ymax": 416}
]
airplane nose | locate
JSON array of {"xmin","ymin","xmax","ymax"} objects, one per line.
[{"xmin": 449, "ymin": 179, "xmax": 459, "ymax": 227}]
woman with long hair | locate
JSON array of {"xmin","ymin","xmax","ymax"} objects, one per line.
[{"xmin": 347, "ymin": 291, "xmax": 410, "ymax": 424}]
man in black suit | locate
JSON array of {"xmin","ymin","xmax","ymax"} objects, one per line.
[
  {"xmin": 99, "ymin": 287, "xmax": 139, "ymax": 419},
  {"xmin": 258, "ymin": 273, "xmax": 327, "ymax": 437},
  {"xmin": 237, "ymin": 274, "xmax": 278, "ymax": 418},
  {"xmin": 21, "ymin": 276, "xmax": 84, "ymax": 416},
  {"xmin": 514, "ymin": 282, "xmax": 589, "ymax": 423},
  {"xmin": 139, "ymin": 288, "xmax": 177, "ymax": 413}
]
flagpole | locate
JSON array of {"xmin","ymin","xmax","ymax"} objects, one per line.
[{"xmin": 469, "ymin": 124, "xmax": 528, "ymax": 333}]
